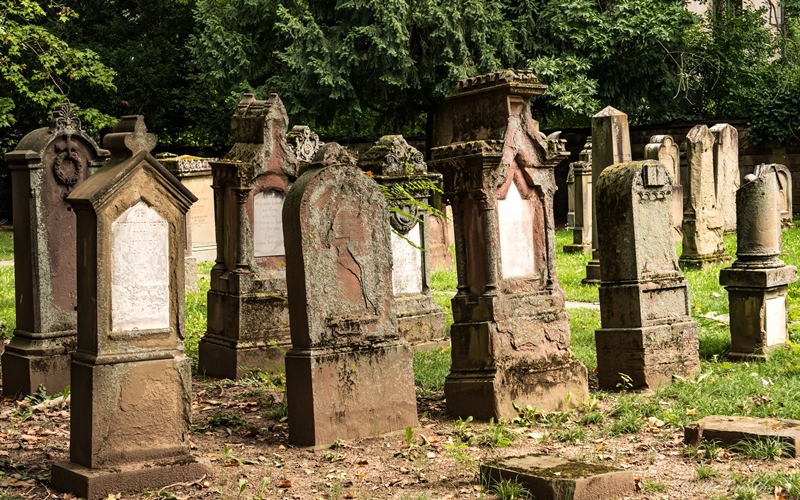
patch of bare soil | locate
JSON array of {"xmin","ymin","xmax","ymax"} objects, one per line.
[{"xmin": 0, "ymin": 378, "xmax": 794, "ymax": 500}]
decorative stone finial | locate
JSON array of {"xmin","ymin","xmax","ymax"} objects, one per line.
[
  {"xmin": 308, "ymin": 143, "xmax": 356, "ymax": 170},
  {"xmin": 288, "ymin": 125, "xmax": 323, "ymax": 163},
  {"xmin": 103, "ymin": 115, "xmax": 156, "ymax": 159},
  {"xmin": 360, "ymin": 135, "xmax": 426, "ymax": 177},
  {"xmin": 49, "ymin": 102, "xmax": 81, "ymax": 132}
]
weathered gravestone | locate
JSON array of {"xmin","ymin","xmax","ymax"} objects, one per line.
[
  {"xmin": 430, "ymin": 70, "xmax": 588, "ymax": 419},
  {"xmin": 595, "ymin": 160, "xmax": 700, "ymax": 390},
  {"xmin": 51, "ymin": 116, "xmax": 206, "ymax": 499},
  {"xmin": 686, "ymin": 415, "xmax": 800, "ymax": 456},
  {"xmin": 680, "ymin": 125, "xmax": 731, "ymax": 268},
  {"xmin": 428, "ymin": 212, "xmax": 455, "ymax": 272},
  {"xmin": 283, "ymin": 143, "xmax": 418, "ymax": 447},
  {"xmin": 198, "ymin": 93, "xmax": 300, "ymax": 379},
  {"xmin": 774, "ymin": 164, "xmax": 793, "ymax": 226},
  {"xmin": 3, "ymin": 103, "xmax": 109, "ymax": 397},
  {"xmin": 359, "ymin": 135, "xmax": 447, "ymax": 345},
  {"xmin": 710, "ymin": 123, "xmax": 740, "ymax": 233},
  {"xmin": 566, "ymin": 164, "xmax": 575, "ymax": 229},
  {"xmin": 720, "ymin": 164, "xmax": 797, "ymax": 359},
  {"xmin": 564, "ymin": 138, "xmax": 593, "ymax": 254},
  {"xmin": 644, "ymin": 135, "xmax": 682, "ymax": 239},
  {"xmin": 584, "ymin": 107, "xmax": 631, "ymax": 284}
]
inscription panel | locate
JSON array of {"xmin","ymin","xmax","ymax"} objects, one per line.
[
  {"xmin": 765, "ymin": 296, "xmax": 787, "ymax": 347},
  {"xmin": 497, "ymin": 182, "xmax": 535, "ymax": 279},
  {"xmin": 111, "ymin": 201, "xmax": 170, "ymax": 332},
  {"xmin": 391, "ymin": 223, "xmax": 423, "ymax": 295},
  {"xmin": 254, "ymin": 190, "xmax": 286, "ymax": 257}
]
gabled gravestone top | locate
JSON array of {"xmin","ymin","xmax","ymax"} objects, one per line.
[
  {"xmin": 51, "ymin": 115, "xmax": 205, "ymax": 500},
  {"xmin": 283, "ymin": 142, "xmax": 417, "ymax": 446},
  {"xmin": 3, "ymin": 102, "xmax": 109, "ymax": 397},
  {"xmin": 198, "ymin": 93, "xmax": 299, "ymax": 379}
]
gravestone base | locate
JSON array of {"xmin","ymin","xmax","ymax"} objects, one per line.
[
  {"xmin": 51, "ymin": 456, "xmax": 209, "ymax": 500},
  {"xmin": 445, "ymin": 338, "xmax": 589, "ymax": 421},
  {"xmin": 583, "ymin": 258, "xmax": 601, "ymax": 284},
  {"xmin": 199, "ymin": 289, "xmax": 290, "ymax": 379},
  {"xmin": 1, "ymin": 333, "xmax": 75, "ymax": 398},
  {"xmin": 563, "ymin": 243, "xmax": 591, "ymax": 254},
  {"xmin": 285, "ymin": 340, "xmax": 418, "ymax": 447},
  {"xmin": 595, "ymin": 322, "xmax": 699, "ymax": 390},
  {"xmin": 395, "ymin": 294, "xmax": 447, "ymax": 344},
  {"xmin": 720, "ymin": 266, "xmax": 796, "ymax": 359},
  {"xmin": 685, "ymin": 415, "xmax": 800, "ymax": 456},
  {"xmin": 481, "ymin": 454, "xmax": 634, "ymax": 500},
  {"xmin": 679, "ymin": 253, "xmax": 731, "ymax": 270}
]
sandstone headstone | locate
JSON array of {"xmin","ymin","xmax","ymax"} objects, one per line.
[
  {"xmin": 710, "ymin": 123, "xmax": 740, "ymax": 232},
  {"xmin": 3, "ymin": 103, "xmax": 109, "ymax": 397},
  {"xmin": 481, "ymin": 454, "xmax": 634, "ymax": 500},
  {"xmin": 685, "ymin": 415, "xmax": 800, "ymax": 457},
  {"xmin": 774, "ymin": 164, "xmax": 793, "ymax": 226},
  {"xmin": 430, "ymin": 70, "xmax": 588, "ymax": 420},
  {"xmin": 564, "ymin": 138, "xmax": 593, "ymax": 254},
  {"xmin": 566, "ymin": 164, "xmax": 575, "ymax": 228},
  {"xmin": 359, "ymin": 135, "xmax": 447, "ymax": 345},
  {"xmin": 51, "ymin": 116, "xmax": 206, "ymax": 500},
  {"xmin": 595, "ymin": 160, "xmax": 699, "ymax": 390},
  {"xmin": 644, "ymin": 134, "xmax": 682, "ymax": 239},
  {"xmin": 584, "ymin": 107, "xmax": 631, "ymax": 284},
  {"xmin": 198, "ymin": 93, "xmax": 298, "ymax": 379},
  {"xmin": 428, "ymin": 212, "xmax": 455, "ymax": 272},
  {"xmin": 680, "ymin": 125, "xmax": 731, "ymax": 268},
  {"xmin": 282, "ymin": 142, "xmax": 418, "ymax": 447},
  {"xmin": 719, "ymin": 164, "xmax": 797, "ymax": 359}
]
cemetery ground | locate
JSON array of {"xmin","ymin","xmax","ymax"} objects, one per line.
[{"xmin": 2, "ymin": 228, "xmax": 800, "ymax": 499}]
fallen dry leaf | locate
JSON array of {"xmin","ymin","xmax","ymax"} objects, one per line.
[
  {"xmin": 345, "ymin": 493, "xmax": 357, "ymax": 499},
  {"xmin": 278, "ymin": 480, "xmax": 292, "ymax": 488},
  {"xmin": 686, "ymin": 408, "xmax": 697, "ymax": 415}
]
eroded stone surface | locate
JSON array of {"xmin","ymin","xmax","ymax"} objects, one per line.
[
  {"xmin": 482, "ymin": 454, "xmax": 634, "ymax": 500},
  {"xmin": 564, "ymin": 138, "xmax": 592, "ymax": 254},
  {"xmin": 685, "ymin": 416, "xmax": 800, "ymax": 456},
  {"xmin": 710, "ymin": 123, "xmax": 740, "ymax": 232},
  {"xmin": 644, "ymin": 134, "xmax": 682, "ymax": 238}
]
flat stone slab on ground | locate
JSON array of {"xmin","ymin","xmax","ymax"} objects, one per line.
[
  {"xmin": 481, "ymin": 454, "xmax": 633, "ymax": 500},
  {"xmin": 685, "ymin": 415, "xmax": 800, "ymax": 456}
]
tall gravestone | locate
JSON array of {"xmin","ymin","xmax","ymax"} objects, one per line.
[
  {"xmin": 430, "ymin": 70, "xmax": 588, "ymax": 420},
  {"xmin": 564, "ymin": 138, "xmax": 593, "ymax": 254},
  {"xmin": 720, "ymin": 164, "xmax": 797, "ymax": 359},
  {"xmin": 51, "ymin": 116, "xmax": 206, "ymax": 499},
  {"xmin": 710, "ymin": 123, "xmax": 739, "ymax": 233},
  {"xmin": 283, "ymin": 143, "xmax": 418, "ymax": 447},
  {"xmin": 584, "ymin": 107, "xmax": 631, "ymax": 284},
  {"xmin": 644, "ymin": 135, "xmax": 682, "ymax": 239},
  {"xmin": 359, "ymin": 135, "xmax": 447, "ymax": 345},
  {"xmin": 680, "ymin": 125, "xmax": 731, "ymax": 268},
  {"xmin": 566, "ymin": 164, "xmax": 575, "ymax": 229},
  {"xmin": 198, "ymin": 93, "xmax": 299, "ymax": 379},
  {"xmin": 595, "ymin": 160, "xmax": 700, "ymax": 390},
  {"xmin": 3, "ymin": 103, "xmax": 109, "ymax": 397}
]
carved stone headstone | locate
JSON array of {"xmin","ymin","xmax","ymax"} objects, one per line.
[
  {"xmin": 774, "ymin": 164, "xmax": 793, "ymax": 226},
  {"xmin": 680, "ymin": 125, "xmax": 731, "ymax": 268},
  {"xmin": 51, "ymin": 116, "xmax": 206, "ymax": 499},
  {"xmin": 283, "ymin": 143, "xmax": 418, "ymax": 446},
  {"xmin": 584, "ymin": 107, "xmax": 631, "ymax": 283},
  {"xmin": 644, "ymin": 135, "xmax": 682, "ymax": 239},
  {"xmin": 430, "ymin": 70, "xmax": 588, "ymax": 419},
  {"xmin": 359, "ymin": 135, "xmax": 447, "ymax": 345},
  {"xmin": 564, "ymin": 138, "xmax": 593, "ymax": 254},
  {"xmin": 428, "ymin": 212, "xmax": 455, "ymax": 272},
  {"xmin": 198, "ymin": 93, "xmax": 298, "ymax": 379},
  {"xmin": 3, "ymin": 103, "xmax": 109, "ymax": 397},
  {"xmin": 710, "ymin": 123, "xmax": 739, "ymax": 232},
  {"xmin": 720, "ymin": 164, "xmax": 797, "ymax": 359},
  {"xmin": 595, "ymin": 160, "xmax": 699, "ymax": 390},
  {"xmin": 566, "ymin": 164, "xmax": 575, "ymax": 229}
]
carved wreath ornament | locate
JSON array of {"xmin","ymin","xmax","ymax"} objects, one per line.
[{"xmin": 53, "ymin": 136, "xmax": 84, "ymax": 186}]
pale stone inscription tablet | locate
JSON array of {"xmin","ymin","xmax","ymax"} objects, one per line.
[
  {"xmin": 497, "ymin": 182, "xmax": 535, "ymax": 278},
  {"xmin": 765, "ymin": 296, "xmax": 787, "ymax": 347},
  {"xmin": 392, "ymin": 223, "xmax": 423, "ymax": 295},
  {"xmin": 111, "ymin": 201, "xmax": 170, "ymax": 332},
  {"xmin": 254, "ymin": 190, "xmax": 286, "ymax": 257}
]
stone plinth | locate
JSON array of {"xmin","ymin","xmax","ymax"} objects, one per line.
[
  {"xmin": 720, "ymin": 165, "xmax": 797, "ymax": 360},
  {"xmin": 481, "ymin": 454, "xmax": 634, "ymax": 500},
  {"xmin": 595, "ymin": 161, "xmax": 699, "ymax": 390},
  {"xmin": 198, "ymin": 94, "xmax": 309, "ymax": 379},
  {"xmin": 685, "ymin": 416, "xmax": 800, "ymax": 456},
  {"xmin": 584, "ymin": 108, "xmax": 631, "ymax": 284},
  {"xmin": 680, "ymin": 125, "xmax": 731, "ymax": 268},
  {"xmin": 644, "ymin": 134, "xmax": 682, "ymax": 240},
  {"xmin": 51, "ymin": 116, "xmax": 206, "ymax": 500},
  {"xmin": 359, "ymin": 135, "xmax": 446, "ymax": 345},
  {"xmin": 283, "ymin": 143, "xmax": 418, "ymax": 447},
  {"xmin": 710, "ymin": 124, "xmax": 739, "ymax": 233},
  {"xmin": 3, "ymin": 103, "xmax": 109, "ymax": 398},
  {"xmin": 564, "ymin": 138, "xmax": 592, "ymax": 254},
  {"xmin": 430, "ymin": 70, "xmax": 588, "ymax": 420}
]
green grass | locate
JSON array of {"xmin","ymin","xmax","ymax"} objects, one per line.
[
  {"xmin": 430, "ymin": 269, "xmax": 456, "ymax": 334},
  {"xmin": 185, "ymin": 261, "xmax": 214, "ymax": 363},
  {"xmin": 412, "ymin": 347, "xmax": 450, "ymax": 395},
  {"xmin": 568, "ymin": 307, "xmax": 599, "ymax": 370},
  {"xmin": 0, "ymin": 266, "xmax": 14, "ymax": 339},
  {"xmin": 0, "ymin": 230, "xmax": 12, "ymax": 261},
  {"xmin": 555, "ymin": 229, "xmax": 597, "ymax": 303}
]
